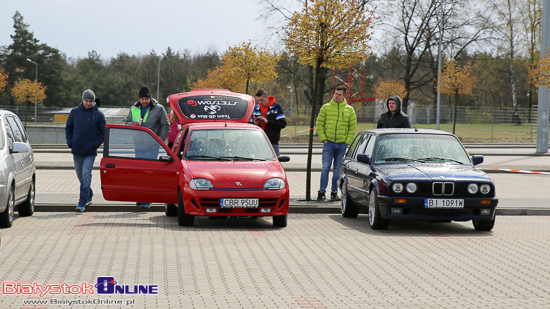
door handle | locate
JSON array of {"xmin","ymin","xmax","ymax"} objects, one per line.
[{"xmin": 105, "ymin": 164, "xmax": 115, "ymax": 168}]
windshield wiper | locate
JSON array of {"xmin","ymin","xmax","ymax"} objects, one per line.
[
  {"xmin": 417, "ymin": 157, "xmax": 464, "ymax": 164},
  {"xmin": 380, "ymin": 157, "xmax": 427, "ymax": 163},
  {"xmin": 186, "ymin": 155, "xmax": 232, "ymax": 161},
  {"xmin": 220, "ymin": 156, "xmax": 267, "ymax": 161}
]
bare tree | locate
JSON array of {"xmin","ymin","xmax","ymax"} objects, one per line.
[
  {"xmin": 519, "ymin": 0, "xmax": 542, "ymax": 123},
  {"xmin": 488, "ymin": 0, "xmax": 524, "ymax": 124}
]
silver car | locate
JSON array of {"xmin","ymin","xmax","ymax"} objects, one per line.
[{"xmin": 0, "ymin": 110, "xmax": 36, "ymax": 228}]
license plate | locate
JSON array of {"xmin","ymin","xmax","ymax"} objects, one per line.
[
  {"xmin": 220, "ymin": 198, "xmax": 259, "ymax": 208},
  {"xmin": 424, "ymin": 199, "xmax": 464, "ymax": 208}
]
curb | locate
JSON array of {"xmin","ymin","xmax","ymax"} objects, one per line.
[{"xmin": 33, "ymin": 204, "xmax": 550, "ymax": 216}]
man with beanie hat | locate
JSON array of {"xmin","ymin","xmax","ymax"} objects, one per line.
[
  {"xmin": 124, "ymin": 85, "xmax": 170, "ymax": 209},
  {"xmin": 65, "ymin": 89, "xmax": 106, "ymax": 212},
  {"xmin": 377, "ymin": 95, "xmax": 411, "ymax": 128}
]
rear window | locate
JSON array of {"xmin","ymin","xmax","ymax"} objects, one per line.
[{"xmin": 178, "ymin": 95, "xmax": 249, "ymax": 121}]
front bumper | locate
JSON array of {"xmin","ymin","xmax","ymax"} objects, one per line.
[
  {"xmin": 182, "ymin": 187, "xmax": 289, "ymax": 217},
  {"xmin": 378, "ymin": 195, "xmax": 498, "ymax": 221}
]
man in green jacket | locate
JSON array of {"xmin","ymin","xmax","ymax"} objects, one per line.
[{"xmin": 316, "ymin": 85, "xmax": 357, "ymax": 201}]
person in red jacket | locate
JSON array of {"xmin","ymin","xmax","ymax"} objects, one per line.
[{"xmin": 250, "ymin": 89, "xmax": 287, "ymax": 156}]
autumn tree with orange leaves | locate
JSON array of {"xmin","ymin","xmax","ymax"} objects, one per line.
[
  {"xmin": 10, "ymin": 78, "xmax": 47, "ymax": 126},
  {"xmin": 193, "ymin": 66, "xmax": 245, "ymax": 93},
  {"xmin": 373, "ymin": 79, "xmax": 407, "ymax": 101},
  {"xmin": 530, "ymin": 48, "xmax": 550, "ymax": 90},
  {"xmin": 438, "ymin": 59, "xmax": 476, "ymax": 134},
  {"xmin": 283, "ymin": 0, "xmax": 376, "ymax": 200},
  {"xmin": 0, "ymin": 68, "xmax": 8, "ymax": 93},
  {"xmin": 192, "ymin": 42, "xmax": 278, "ymax": 94}
]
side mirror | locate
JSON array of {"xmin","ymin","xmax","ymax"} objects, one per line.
[
  {"xmin": 357, "ymin": 154, "xmax": 370, "ymax": 164},
  {"xmin": 278, "ymin": 156, "xmax": 290, "ymax": 162},
  {"xmin": 471, "ymin": 155, "xmax": 484, "ymax": 166},
  {"xmin": 11, "ymin": 142, "xmax": 30, "ymax": 154},
  {"xmin": 158, "ymin": 155, "xmax": 174, "ymax": 162}
]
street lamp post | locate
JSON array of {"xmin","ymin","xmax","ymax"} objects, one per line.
[{"xmin": 26, "ymin": 58, "xmax": 38, "ymax": 123}]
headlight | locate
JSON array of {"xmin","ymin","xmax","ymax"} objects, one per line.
[
  {"xmin": 467, "ymin": 183, "xmax": 479, "ymax": 194},
  {"xmin": 392, "ymin": 183, "xmax": 403, "ymax": 193},
  {"xmin": 190, "ymin": 178, "xmax": 214, "ymax": 190},
  {"xmin": 264, "ymin": 178, "xmax": 286, "ymax": 190},
  {"xmin": 480, "ymin": 184, "xmax": 491, "ymax": 194},
  {"xmin": 406, "ymin": 183, "xmax": 417, "ymax": 193}
]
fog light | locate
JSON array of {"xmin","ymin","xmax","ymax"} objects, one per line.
[
  {"xmin": 206, "ymin": 208, "xmax": 217, "ymax": 213},
  {"xmin": 480, "ymin": 209, "xmax": 491, "ymax": 215},
  {"xmin": 260, "ymin": 208, "xmax": 272, "ymax": 213},
  {"xmin": 394, "ymin": 199, "xmax": 407, "ymax": 204},
  {"xmin": 391, "ymin": 208, "xmax": 403, "ymax": 215},
  {"xmin": 480, "ymin": 200, "xmax": 492, "ymax": 205}
]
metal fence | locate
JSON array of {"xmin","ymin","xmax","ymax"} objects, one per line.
[{"xmin": 1, "ymin": 103, "xmax": 544, "ymax": 144}]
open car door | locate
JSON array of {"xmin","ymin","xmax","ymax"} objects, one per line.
[{"xmin": 100, "ymin": 125, "xmax": 179, "ymax": 204}]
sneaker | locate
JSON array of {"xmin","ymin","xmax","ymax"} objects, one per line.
[
  {"xmin": 86, "ymin": 199, "xmax": 93, "ymax": 206},
  {"xmin": 331, "ymin": 191, "xmax": 340, "ymax": 201},
  {"xmin": 316, "ymin": 192, "xmax": 326, "ymax": 201},
  {"xmin": 141, "ymin": 203, "xmax": 151, "ymax": 209},
  {"xmin": 75, "ymin": 205, "xmax": 85, "ymax": 212}
]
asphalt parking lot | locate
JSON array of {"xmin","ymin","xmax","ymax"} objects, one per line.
[{"xmin": 1, "ymin": 213, "xmax": 549, "ymax": 308}]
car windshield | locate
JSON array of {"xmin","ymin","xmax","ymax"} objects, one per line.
[
  {"xmin": 185, "ymin": 129, "xmax": 276, "ymax": 161},
  {"xmin": 374, "ymin": 133, "xmax": 471, "ymax": 164}
]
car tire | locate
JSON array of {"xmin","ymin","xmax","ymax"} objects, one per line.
[
  {"xmin": 0, "ymin": 186, "xmax": 15, "ymax": 228},
  {"xmin": 165, "ymin": 203, "xmax": 177, "ymax": 217},
  {"xmin": 341, "ymin": 183, "xmax": 359, "ymax": 218},
  {"xmin": 368, "ymin": 190, "xmax": 389, "ymax": 230},
  {"xmin": 473, "ymin": 218, "xmax": 495, "ymax": 231},
  {"xmin": 273, "ymin": 214, "xmax": 287, "ymax": 227},
  {"xmin": 18, "ymin": 180, "xmax": 35, "ymax": 217},
  {"xmin": 177, "ymin": 190, "xmax": 194, "ymax": 226}
]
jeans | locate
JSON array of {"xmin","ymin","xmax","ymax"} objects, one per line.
[
  {"xmin": 73, "ymin": 155, "xmax": 96, "ymax": 207},
  {"xmin": 319, "ymin": 141, "xmax": 348, "ymax": 193},
  {"xmin": 272, "ymin": 144, "xmax": 280, "ymax": 156}
]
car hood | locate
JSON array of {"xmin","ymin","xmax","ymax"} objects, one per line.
[
  {"xmin": 376, "ymin": 163, "xmax": 492, "ymax": 182},
  {"xmin": 184, "ymin": 160, "xmax": 286, "ymax": 189}
]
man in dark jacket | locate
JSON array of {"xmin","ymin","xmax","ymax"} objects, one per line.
[
  {"xmin": 377, "ymin": 95, "xmax": 411, "ymax": 128},
  {"xmin": 250, "ymin": 89, "xmax": 287, "ymax": 156},
  {"xmin": 65, "ymin": 89, "xmax": 106, "ymax": 212}
]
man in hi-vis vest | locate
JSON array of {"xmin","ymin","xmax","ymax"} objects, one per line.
[{"xmin": 124, "ymin": 85, "xmax": 170, "ymax": 209}]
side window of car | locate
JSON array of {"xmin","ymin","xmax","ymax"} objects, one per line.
[
  {"xmin": 11, "ymin": 116, "xmax": 28, "ymax": 142},
  {"xmin": 5, "ymin": 119, "xmax": 15, "ymax": 147},
  {"xmin": 0, "ymin": 119, "xmax": 5, "ymax": 150},
  {"xmin": 176, "ymin": 128, "xmax": 189, "ymax": 159},
  {"xmin": 353, "ymin": 134, "xmax": 371, "ymax": 159},
  {"xmin": 6, "ymin": 116, "xmax": 24, "ymax": 143},
  {"xmin": 105, "ymin": 127, "xmax": 168, "ymax": 160},
  {"xmin": 363, "ymin": 134, "xmax": 376, "ymax": 157},
  {"xmin": 345, "ymin": 134, "xmax": 364, "ymax": 159}
]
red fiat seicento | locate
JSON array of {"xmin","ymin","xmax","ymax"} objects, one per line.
[{"xmin": 100, "ymin": 89, "xmax": 290, "ymax": 227}]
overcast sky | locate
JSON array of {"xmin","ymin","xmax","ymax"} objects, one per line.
[{"xmin": 0, "ymin": 0, "xmax": 278, "ymax": 60}]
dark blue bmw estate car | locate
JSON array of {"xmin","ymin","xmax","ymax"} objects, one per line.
[{"xmin": 340, "ymin": 129, "xmax": 498, "ymax": 231}]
